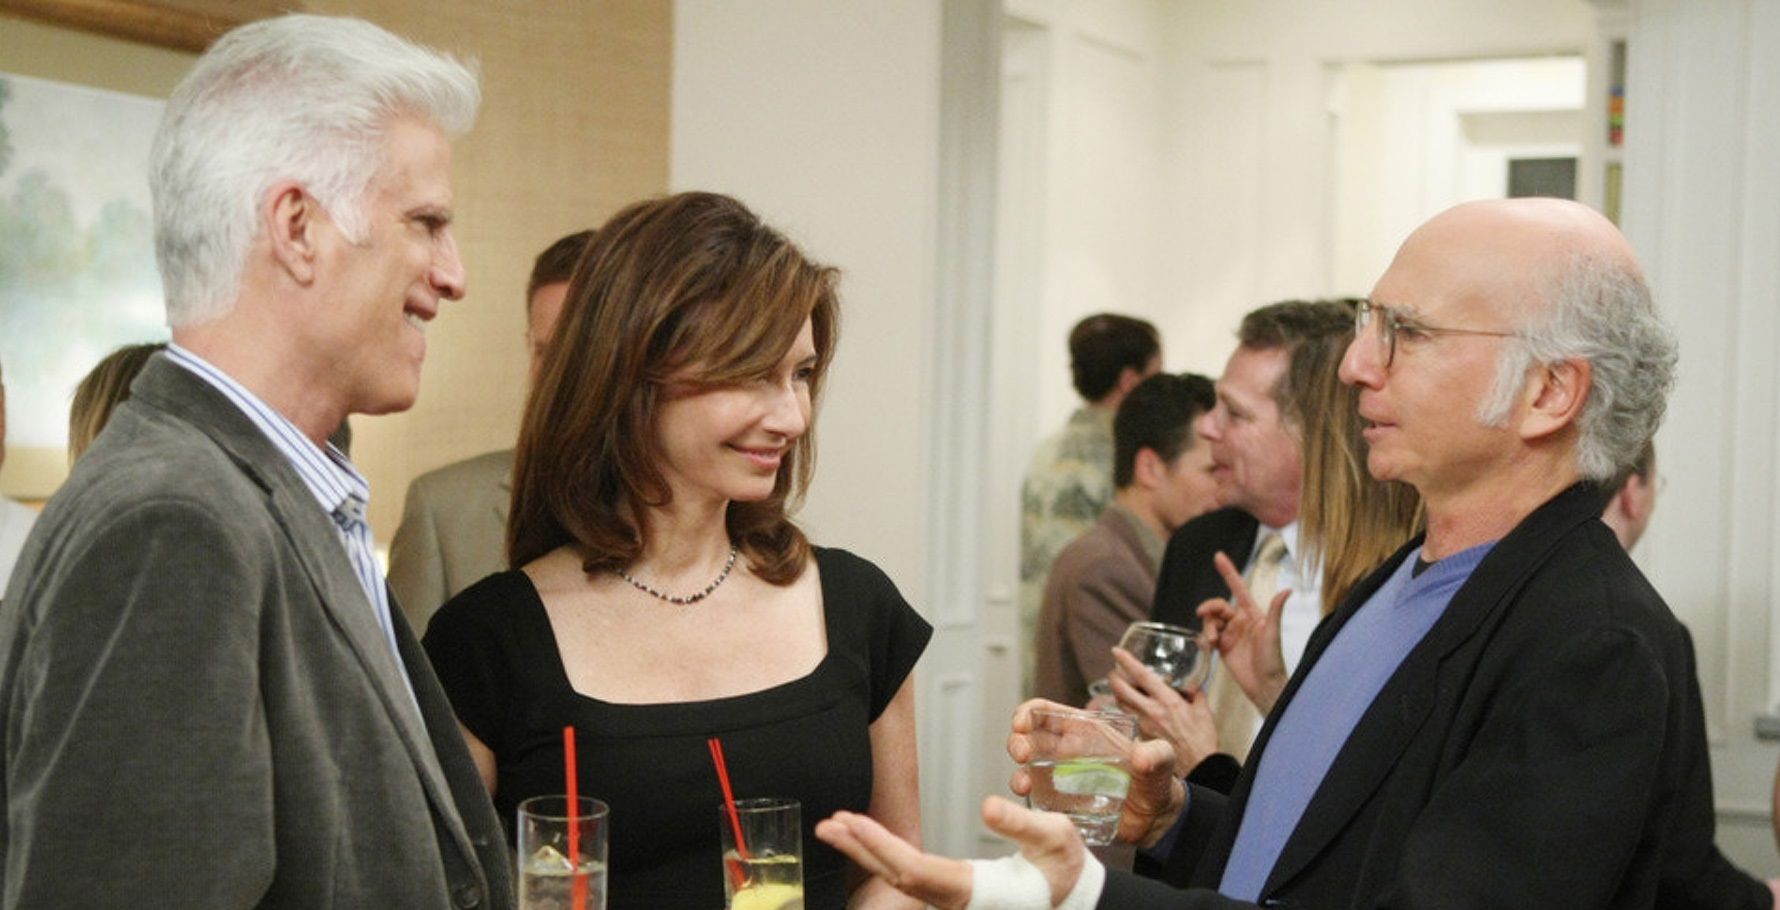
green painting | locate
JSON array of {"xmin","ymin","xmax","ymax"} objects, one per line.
[{"xmin": 0, "ymin": 71, "xmax": 168, "ymax": 486}]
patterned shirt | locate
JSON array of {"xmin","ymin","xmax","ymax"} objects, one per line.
[
  {"xmin": 1019, "ymin": 405, "xmax": 1115, "ymax": 695},
  {"xmin": 165, "ymin": 344, "xmax": 416, "ymax": 711}
]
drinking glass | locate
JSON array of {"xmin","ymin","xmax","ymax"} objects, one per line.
[
  {"xmin": 1117, "ymin": 621, "xmax": 1209, "ymax": 692},
  {"xmin": 1024, "ymin": 708, "xmax": 1138, "ymax": 846},
  {"xmin": 719, "ymin": 798, "xmax": 804, "ymax": 910},
  {"xmin": 517, "ymin": 795, "xmax": 609, "ymax": 910}
]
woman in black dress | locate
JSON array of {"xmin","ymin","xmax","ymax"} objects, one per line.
[{"xmin": 424, "ymin": 191, "xmax": 929, "ymax": 910}]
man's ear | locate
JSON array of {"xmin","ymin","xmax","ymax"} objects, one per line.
[
  {"xmin": 1619, "ymin": 473, "xmax": 1652, "ymax": 523},
  {"xmin": 1132, "ymin": 447, "xmax": 1164, "ymax": 490},
  {"xmin": 1116, "ymin": 365, "xmax": 1146, "ymax": 397},
  {"xmin": 1519, "ymin": 358, "xmax": 1591, "ymax": 442},
  {"xmin": 264, "ymin": 182, "xmax": 321, "ymax": 286}
]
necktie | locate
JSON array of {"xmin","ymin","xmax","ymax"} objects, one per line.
[{"xmin": 1208, "ymin": 531, "xmax": 1289, "ymax": 760}]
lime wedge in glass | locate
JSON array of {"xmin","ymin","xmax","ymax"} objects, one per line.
[{"xmin": 1051, "ymin": 760, "xmax": 1131, "ymax": 797}]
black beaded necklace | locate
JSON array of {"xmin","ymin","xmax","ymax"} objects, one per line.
[{"xmin": 615, "ymin": 545, "xmax": 740, "ymax": 605}]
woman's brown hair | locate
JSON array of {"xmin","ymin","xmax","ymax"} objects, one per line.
[
  {"xmin": 508, "ymin": 192, "xmax": 839, "ymax": 584},
  {"xmin": 1284, "ymin": 299, "xmax": 1423, "ymax": 614}
]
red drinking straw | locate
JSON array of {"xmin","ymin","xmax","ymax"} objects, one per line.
[
  {"xmin": 708, "ymin": 737, "xmax": 750, "ymax": 891},
  {"xmin": 564, "ymin": 726, "xmax": 587, "ymax": 910}
]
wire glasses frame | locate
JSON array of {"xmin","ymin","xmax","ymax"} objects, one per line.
[{"xmin": 1353, "ymin": 299, "xmax": 1517, "ymax": 368}]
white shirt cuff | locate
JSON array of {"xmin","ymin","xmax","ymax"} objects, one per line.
[{"xmin": 966, "ymin": 848, "xmax": 1106, "ymax": 910}]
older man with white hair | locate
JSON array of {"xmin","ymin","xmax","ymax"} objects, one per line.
[
  {"xmin": 0, "ymin": 15, "xmax": 511, "ymax": 908},
  {"xmin": 815, "ymin": 198, "xmax": 1747, "ymax": 910}
]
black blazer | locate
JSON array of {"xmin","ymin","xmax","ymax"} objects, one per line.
[
  {"xmin": 1101, "ymin": 484, "xmax": 1759, "ymax": 909},
  {"xmin": 1151, "ymin": 507, "xmax": 1261, "ymax": 630}
]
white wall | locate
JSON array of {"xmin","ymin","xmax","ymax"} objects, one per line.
[
  {"xmin": 1330, "ymin": 56, "xmax": 1585, "ymax": 294},
  {"xmin": 1619, "ymin": 0, "xmax": 1780, "ymax": 875},
  {"xmin": 1002, "ymin": 0, "xmax": 1173, "ymax": 432},
  {"xmin": 672, "ymin": 1, "xmax": 940, "ymax": 596},
  {"xmin": 1156, "ymin": 0, "xmax": 1596, "ymax": 373}
]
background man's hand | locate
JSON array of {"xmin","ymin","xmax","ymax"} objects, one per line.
[
  {"xmin": 1109, "ymin": 647, "xmax": 1219, "ymax": 772},
  {"xmin": 1196, "ymin": 551, "xmax": 1291, "ymax": 713}
]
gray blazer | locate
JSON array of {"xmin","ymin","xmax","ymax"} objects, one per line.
[
  {"xmin": 388, "ymin": 448, "xmax": 513, "ymax": 633},
  {"xmin": 0, "ymin": 357, "xmax": 514, "ymax": 909}
]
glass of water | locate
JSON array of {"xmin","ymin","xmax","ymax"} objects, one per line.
[
  {"xmin": 1024, "ymin": 708, "xmax": 1138, "ymax": 846},
  {"xmin": 518, "ymin": 795, "xmax": 609, "ymax": 910},
  {"xmin": 1117, "ymin": 621, "xmax": 1209, "ymax": 692}
]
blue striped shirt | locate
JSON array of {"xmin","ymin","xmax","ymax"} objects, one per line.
[{"xmin": 165, "ymin": 344, "xmax": 417, "ymax": 710}]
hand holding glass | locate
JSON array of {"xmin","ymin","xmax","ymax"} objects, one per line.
[
  {"xmin": 1023, "ymin": 708, "xmax": 1138, "ymax": 846},
  {"xmin": 1117, "ymin": 621, "xmax": 1209, "ymax": 692}
]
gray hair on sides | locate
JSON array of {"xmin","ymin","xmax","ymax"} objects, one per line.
[
  {"xmin": 150, "ymin": 14, "xmax": 479, "ymax": 327},
  {"xmin": 1476, "ymin": 251, "xmax": 1678, "ymax": 482}
]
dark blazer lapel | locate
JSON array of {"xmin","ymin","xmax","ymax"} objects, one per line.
[
  {"xmin": 1152, "ymin": 507, "xmax": 1261, "ymax": 629},
  {"xmin": 390, "ymin": 598, "xmax": 509, "ymax": 894},
  {"xmin": 130, "ymin": 359, "xmax": 468, "ymax": 844},
  {"xmin": 1258, "ymin": 484, "xmax": 1607, "ymax": 896}
]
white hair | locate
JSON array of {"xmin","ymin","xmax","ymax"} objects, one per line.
[
  {"xmin": 1476, "ymin": 252, "xmax": 1677, "ymax": 481},
  {"xmin": 150, "ymin": 14, "xmax": 479, "ymax": 327}
]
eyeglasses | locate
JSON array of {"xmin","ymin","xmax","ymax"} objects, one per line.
[{"xmin": 1353, "ymin": 299, "xmax": 1516, "ymax": 368}]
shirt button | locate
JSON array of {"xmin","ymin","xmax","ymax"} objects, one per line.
[{"xmin": 452, "ymin": 882, "xmax": 482, "ymax": 908}]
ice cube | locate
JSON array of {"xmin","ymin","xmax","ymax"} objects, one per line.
[{"xmin": 526, "ymin": 844, "xmax": 576, "ymax": 874}]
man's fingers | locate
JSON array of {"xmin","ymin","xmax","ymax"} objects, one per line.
[
  {"xmin": 1009, "ymin": 765, "xmax": 1033, "ymax": 797},
  {"xmin": 981, "ymin": 797, "xmax": 1087, "ymax": 907},
  {"xmin": 816, "ymin": 811, "xmax": 973, "ymax": 909},
  {"xmin": 1011, "ymin": 697, "xmax": 1070, "ymax": 734},
  {"xmin": 1197, "ymin": 597, "xmax": 1235, "ymax": 633},
  {"xmin": 1212, "ymin": 551, "xmax": 1256, "ymax": 608},
  {"xmin": 1111, "ymin": 648, "xmax": 1168, "ymax": 696},
  {"xmin": 1130, "ymin": 737, "xmax": 1178, "ymax": 778},
  {"xmin": 981, "ymin": 796, "xmax": 1078, "ymax": 854},
  {"xmin": 1107, "ymin": 672, "xmax": 1159, "ymax": 730},
  {"xmin": 815, "ymin": 817, "xmax": 893, "ymax": 880},
  {"xmin": 1007, "ymin": 731, "xmax": 1032, "ymax": 765},
  {"xmin": 1267, "ymin": 588, "xmax": 1292, "ymax": 626},
  {"xmin": 814, "ymin": 813, "xmax": 908, "ymax": 882}
]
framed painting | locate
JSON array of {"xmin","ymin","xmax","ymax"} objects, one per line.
[
  {"xmin": 0, "ymin": 6, "xmax": 290, "ymax": 501},
  {"xmin": 0, "ymin": 69, "xmax": 170, "ymax": 499}
]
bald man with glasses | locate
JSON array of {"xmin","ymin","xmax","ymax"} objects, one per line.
[{"xmin": 816, "ymin": 198, "xmax": 1751, "ymax": 910}]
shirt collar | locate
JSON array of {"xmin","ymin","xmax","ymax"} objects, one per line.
[
  {"xmin": 1109, "ymin": 501, "xmax": 1166, "ymax": 568},
  {"xmin": 164, "ymin": 343, "xmax": 371, "ymax": 525},
  {"xmin": 1257, "ymin": 520, "xmax": 1301, "ymax": 557}
]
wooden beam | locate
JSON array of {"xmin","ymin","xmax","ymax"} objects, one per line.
[{"xmin": 0, "ymin": 0, "xmax": 287, "ymax": 53}]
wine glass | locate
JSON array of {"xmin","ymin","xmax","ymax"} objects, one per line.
[{"xmin": 1116, "ymin": 621, "xmax": 1209, "ymax": 692}]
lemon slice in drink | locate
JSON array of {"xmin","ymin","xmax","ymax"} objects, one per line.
[
  {"xmin": 730, "ymin": 882, "xmax": 804, "ymax": 910},
  {"xmin": 1051, "ymin": 760, "xmax": 1130, "ymax": 797}
]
